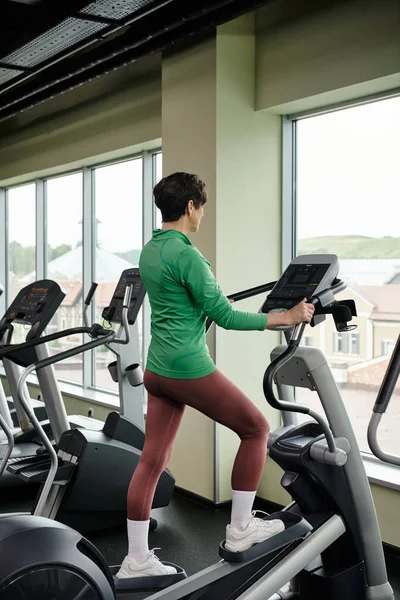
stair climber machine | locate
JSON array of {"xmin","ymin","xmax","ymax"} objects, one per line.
[
  {"xmin": 0, "ymin": 256, "xmax": 394, "ymax": 600},
  {"xmin": 3, "ymin": 269, "xmax": 175, "ymax": 534},
  {"xmin": 0, "ymin": 280, "xmax": 106, "ymax": 488},
  {"xmin": 368, "ymin": 332, "xmax": 400, "ymax": 466}
]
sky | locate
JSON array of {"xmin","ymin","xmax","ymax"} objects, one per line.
[
  {"xmin": 6, "ymin": 96, "xmax": 400, "ymax": 251},
  {"xmin": 297, "ymin": 95, "xmax": 400, "ymax": 240},
  {"xmin": 8, "ymin": 157, "xmax": 148, "ymax": 254}
]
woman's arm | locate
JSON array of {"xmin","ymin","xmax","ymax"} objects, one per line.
[{"xmin": 176, "ymin": 247, "xmax": 314, "ymax": 331}]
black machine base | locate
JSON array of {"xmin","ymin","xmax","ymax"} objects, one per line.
[
  {"xmin": 219, "ymin": 512, "xmax": 313, "ymax": 563},
  {"xmin": 110, "ymin": 563, "xmax": 187, "ymax": 592},
  {"xmin": 298, "ymin": 560, "xmax": 366, "ymax": 599},
  {"xmin": 0, "ymin": 514, "xmax": 115, "ymax": 600}
]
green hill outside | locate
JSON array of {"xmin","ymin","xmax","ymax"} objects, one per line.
[{"xmin": 297, "ymin": 236, "xmax": 400, "ymax": 259}]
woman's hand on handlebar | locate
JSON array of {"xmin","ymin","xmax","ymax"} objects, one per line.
[
  {"xmin": 266, "ymin": 298, "xmax": 315, "ymax": 329},
  {"xmin": 285, "ymin": 298, "xmax": 315, "ymax": 326}
]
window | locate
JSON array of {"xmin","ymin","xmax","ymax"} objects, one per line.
[
  {"xmin": 381, "ymin": 340, "xmax": 395, "ymax": 356},
  {"xmin": 350, "ymin": 332, "xmax": 360, "ymax": 355},
  {"xmin": 7, "ymin": 184, "xmax": 36, "ymax": 344},
  {"xmin": 332, "ymin": 332, "xmax": 360, "ymax": 355},
  {"xmin": 46, "ymin": 172, "xmax": 83, "ymax": 384},
  {"xmin": 93, "ymin": 158, "xmax": 143, "ymax": 392},
  {"xmin": 290, "ymin": 95, "xmax": 400, "ymax": 455},
  {"xmin": 154, "ymin": 152, "xmax": 163, "ymax": 229},
  {"xmin": 333, "ymin": 332, "xmax": 346, "ymax": 354},
  {"xmin": 0, "ymin": 151, "xmax": 159, "ymax": 396}
]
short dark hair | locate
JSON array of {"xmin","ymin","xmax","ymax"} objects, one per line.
[{"xmin": 154, "ymin": 172, "xmax": 207, "ymax": 222}]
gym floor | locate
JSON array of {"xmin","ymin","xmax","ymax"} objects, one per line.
[{"xmin": 87, "ymin": 492, "xmax": 400, "ymax": 600}]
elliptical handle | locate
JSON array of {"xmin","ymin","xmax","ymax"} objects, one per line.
[
  {"xmin": 372, "ymin": 336, "xmax": 400, "ymax": 415},
  {"xmin": 205, "ymin": 281, "xmax": 276, "ymax": 333},
  {"xmin": 123, "ymin": 284, "xmax": 133, "ymax": 309},
  {"xmin": 84, "ymin": 282, "xmax": 98, "ymax": 306}
]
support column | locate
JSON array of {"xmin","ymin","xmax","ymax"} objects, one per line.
[{"xmin": 162, "ymin": 15, "xmax": 284, "ymax": 503}]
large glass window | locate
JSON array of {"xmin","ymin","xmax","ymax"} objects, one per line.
[
  {"xmin": 0, "ymin": 151, "xmax": 159, "ymax": 395},
  {"xmin": 294, "ymin": 95, "xmax": 400, "ymax": 455},
  {"xmin": 46, "ymin": 173, "xmax": 83, "ymax": 384},
  {"xmin": 93, "ymin": 158, "xmax": 143, "ymax": 391},
  {"xmin": 7, "ymin": 184, "xmax": 36, "ymax": 343}
]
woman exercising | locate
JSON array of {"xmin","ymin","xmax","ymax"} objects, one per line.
[{"xmin": 117, "ymin": 172, "xmax": 314, "ymax": 579}]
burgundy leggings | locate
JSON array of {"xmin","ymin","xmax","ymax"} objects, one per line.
[{"xmin": 127, "ymin": 369, "xmax": 270, "ymax": 520}]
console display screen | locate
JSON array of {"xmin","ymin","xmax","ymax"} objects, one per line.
[{"xmin": 269, "ymin": 264, "xmax": 330, "ymax": 300}]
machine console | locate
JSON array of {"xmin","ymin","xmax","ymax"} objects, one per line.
[
  {"xmin": 0, "ymin": 280, "xmax": 65, "ymax": 340},
  {"xmin": 261, "ymin": 254, "xmax": 339, "ymax": 314},
  {"xmin": 102, "ymin": 268, "xmax": 146, "ymax": 325}
]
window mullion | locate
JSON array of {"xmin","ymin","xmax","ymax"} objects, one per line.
[
  {"xmin": 82, "ymin": 168, "xmax": 95, "ymax": 389},
  {"xmin": 36, "ymin": 179, "xmax": 45, "ymax": 280},
  {"xmin": 0, "ymin": 189, "xmax": 6, "ymax": 313},
  {"xmin": 282, "ymin": 117, "xmax": 296, "ymax": 269}
]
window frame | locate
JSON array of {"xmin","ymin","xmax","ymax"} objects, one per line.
[
  {"xmin": 282, "ymin": 89, "xmax": 400, "ymax": 470},
  {"xmin": 0, "ymin": 149, "xmax": 161, "ymax": 397}
]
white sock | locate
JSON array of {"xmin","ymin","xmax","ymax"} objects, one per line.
[
  {"xmin": 230, "ymin": 490, "xmax": 256, "ymax": 531},
  {"xmin": 127, "ymin": 519, "xmax": 150, "ymax": 562}
]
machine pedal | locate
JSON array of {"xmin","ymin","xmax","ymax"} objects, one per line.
[
  {"xmin": 7, "ymin": 455, "xmax": 44, "ymax": 474},
  {"xmin": 9, "ymin": 459, "xmax": 76, "ymax": 483},
  {"xmin": 109, "ymin": 564, "xmax": 187, "ymax": 592},
  {"xmin": 16, "ymin": 461, "xmax": 76, "ymax": 483},
  {"xmin": 219, "ymin": 512, "xmax": 313, "ymax": 563}
]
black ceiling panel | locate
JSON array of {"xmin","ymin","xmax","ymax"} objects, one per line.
[
  {"xmin": 0, "ymin": 0, "xmax": 278, "ymax": 123},
  {"xmin": 80, "ymin": 0, "xmax": 158, "ymax": 21},
  {"xmin": 2, "ymin": 18, "xmax": 108, "ymax": 69},
  {"xmin": 0, "ymin": 68, "xmax": 24, "ymax": 87}
]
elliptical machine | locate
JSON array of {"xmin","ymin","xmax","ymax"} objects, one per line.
[
  {"xmin": 136, "ymin": 254, "xmax": 394, "ymax": 600},
  {"xmin": 0, "ymin": 282, "xmax": 48, "ymax": 434},
  {"xmin": 1, "ymin": 269, "xmax": 174, "ymax": 533},
  {"xmin": 0, "ymin": 279, "xmax": 106, "ymax": 487}
]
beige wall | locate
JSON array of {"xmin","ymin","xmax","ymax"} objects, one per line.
[
  {"xmin": 256, "ymin": 0, "xmax": 400, "ymax": 114},
  {"xmin": 371, "ymin": 484, "xmax": 400, "ymax": 548}
]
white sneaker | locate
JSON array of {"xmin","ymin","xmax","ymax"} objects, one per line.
[
  {"xmin": 115, "ymin": 549, "xmax": 177, "ymax": 579},
  {"xmin": 225, "ymin": 511, "xmax": 285, "ymax": 553}
]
